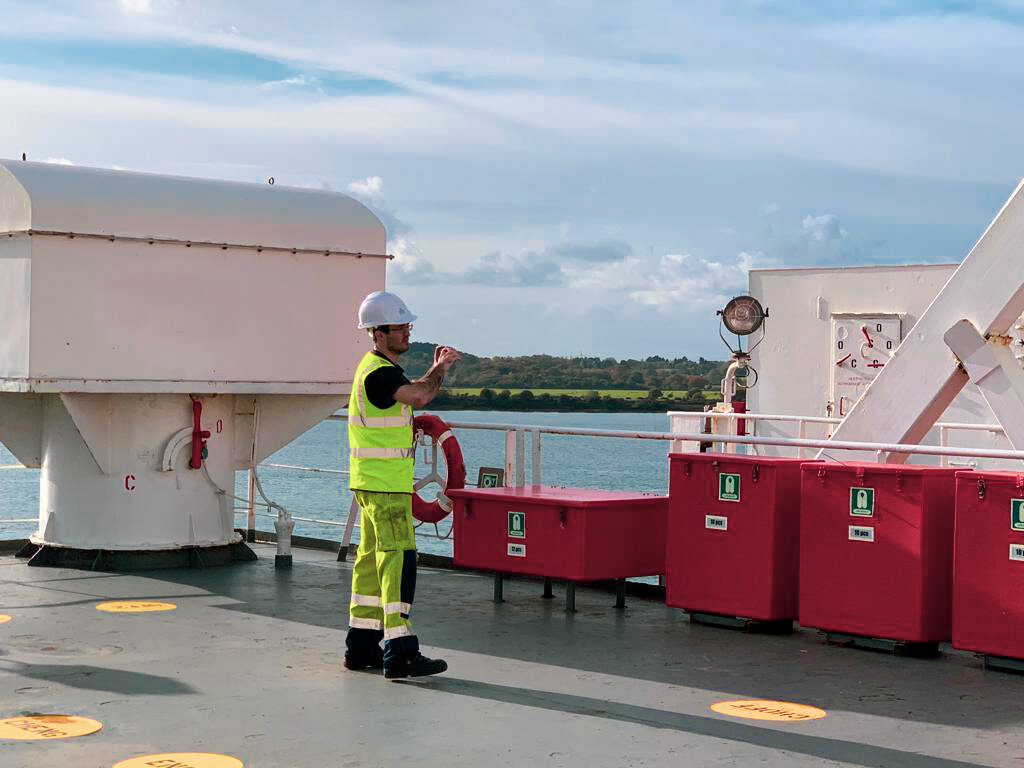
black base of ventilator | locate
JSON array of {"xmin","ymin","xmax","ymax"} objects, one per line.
[
  {"xmin": 824, "ymin": 631, "xmax": 939, "ymax": 657},
  {"xmin": 982, "ymin": 654, "xmax": 1024, "ymax": 674},
  {"xmin": 688, "ymin": 611, "xmax": 795, "ymax": 634},
  {"xmin": 275, "ymin": 554, "xmax": 293, "ymax": 569},
  {"xmin": 15, "ymin": 540, "xmax": 257, "ymax": 571}
]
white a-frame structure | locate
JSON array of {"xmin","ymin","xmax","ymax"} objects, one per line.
[{"xmin": 824, "ymin": 180, "xmax": 1024, "ymax": 460}]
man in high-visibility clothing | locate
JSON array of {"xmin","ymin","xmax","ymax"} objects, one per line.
[{"xmin": 344, "ymin": 290, "xmax": 461, "ymax": 679}]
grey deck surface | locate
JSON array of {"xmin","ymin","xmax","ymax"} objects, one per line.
[{"xmin": 2, "ymin": 544, "xmax": 1023, "ymax": 767}]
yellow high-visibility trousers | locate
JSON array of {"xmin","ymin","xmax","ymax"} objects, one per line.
[{"xmin": 347, "ymin": 491, "xmax": 418, "ymax": 663}]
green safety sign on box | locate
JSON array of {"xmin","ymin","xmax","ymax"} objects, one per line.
[
  {"xmin": 508, "ymin": 510, "xmax": 526, "ymax": 539},
  {"xmin": 1012, "ymin": 499, "xmax": 1024, "ymax": 531},
  {"xmin": 718, "ymin": 473, "xmax": 740, "ymax": 502},
  {"xmin": 850, "ymin": 487, "xmax": 874, "ymax": 517}
]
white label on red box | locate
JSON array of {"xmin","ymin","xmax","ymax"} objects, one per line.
[
  {"xmin": 848, "ymin": 525, "xmax": 874, "ymax": 542},
  {"xmin": 507, "ymin": 543, "xmax": 526, "ymax": 557},
  {"xmin": 705, "ymin": 515, "xmax": 728, "ymax": 531},
  {"xmin": 1010, "ymin": 544, "xmax": 1024, "ymax": 562}
]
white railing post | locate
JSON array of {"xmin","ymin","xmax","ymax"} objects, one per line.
[
  {"xmin": 338, "ymin": 497, "xmax": 359, "ymax": 562},
  {"xmin": 505, "ymin": 429, "xmax": 518, "ymax": 487},
  {"xmin": 798, "ymin": 420, "xmax": 807, "ymax": 460},
  {"xmin": 516, "ymin": 429, "xmax": 526, "ymax": 487},
  {"xmin": 531, "ymin": 429, "xmax": 542, "ymax": 486},
  {"xmin": 939, "ymin": 426, "xmax": 949, "ymax": 467},
  {"xmin": 246, "ymin": 469, "xmax": 256, "ymax": 543}
]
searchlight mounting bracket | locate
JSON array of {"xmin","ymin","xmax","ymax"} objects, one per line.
[{"xmin": 717, "ymin": 295, "xmax": 768, "ymax": 401}]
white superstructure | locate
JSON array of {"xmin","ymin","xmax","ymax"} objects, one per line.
[{"xmin": 745, "ymin": 276, "xmax": 1024, "ymax": 466}]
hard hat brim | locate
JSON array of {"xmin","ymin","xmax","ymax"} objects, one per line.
[{"xmin": 358, "ymin": 312, "xmax": 418, "ymax": 330}]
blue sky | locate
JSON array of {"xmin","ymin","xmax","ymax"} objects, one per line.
[{"xmin": 1, "ymin": 0, "xmax": 1022, "ymax": 359}]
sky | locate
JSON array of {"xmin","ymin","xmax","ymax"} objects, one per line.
[{"xmin": 2, "ymin": 1, "xmax": 1023, "ymax": 360}]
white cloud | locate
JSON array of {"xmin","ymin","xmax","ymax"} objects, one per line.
[
  {"xmin": 458, "ymin": 250, "xmax": 563, "ymax": 287},
  {"xmin": 388, "ymin": 236, "xmax": 438, "ymax": 285},
  {"xmin": 44, "ymin": 157, "xmax": 74, "ymax": 165},
  {"xmin": 628, "ymin": 252, "xmax": 758, "ymax": 310},
  {"xmin": 348, "ymin": 176, "xmax": 385, "ymax": 199},
  {"xmin": 802, "ymin": 213, "xmax": 846, "ymax": 242},
  {"xmin": 260, "ymin": 74, "xmax": 323, "ymax": 93},
  {"xmin": 118, "ymin": 0, "xmax": 154, "ymax": 13}
]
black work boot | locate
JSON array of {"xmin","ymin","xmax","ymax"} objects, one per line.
[
  {"xmin": 345, "ymin": 627, "xmax": 384, "ymax": 671},
  {"xmin": 384, "ymin": 652, "xmax": 448, "ymax": 679},
  {"xmin": 344, "ymin": 647, "xmax": 384, "ymax": 671}
]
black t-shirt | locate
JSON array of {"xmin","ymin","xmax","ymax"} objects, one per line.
[{"xmin": 364, "ymin": 352, "xmax": 411, "ymax": 410}]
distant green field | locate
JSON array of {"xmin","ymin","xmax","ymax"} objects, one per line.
[{"xmin": 446, "ymin": 388, "xmax": 718, "ymax": 401}]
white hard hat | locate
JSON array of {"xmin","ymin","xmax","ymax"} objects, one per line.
[{"xmin": 357, "ymin": 291, "xmax": 418, "ymax": 329}]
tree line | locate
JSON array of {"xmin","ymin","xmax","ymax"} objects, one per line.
[
  {"xmin": 428, "ymin": 388, "xmax": 714, "ymax": 413},
  {"xmin": 401, "ymin": 342, "xmax": 733, "ymax": 412}
]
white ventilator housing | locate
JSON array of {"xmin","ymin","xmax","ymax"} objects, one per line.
[{"xmin": 0, "ymin": 160, "xmax": 386, "ymax": 551}]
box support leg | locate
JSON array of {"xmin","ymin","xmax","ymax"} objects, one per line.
[
  {"xmin": 541, "ymin": 577, "xmax": 554, "ymax": 599},
  {"xmin": 614, "ymin": 578, "xmax": 626, "ymax": 609},
  {"xmin": 493, "ymin": 573, "xmax": 504, "ymax": 603},
  {"xmin": 565, "ymin": 582, "xmax": 576, "ymax": 613}
]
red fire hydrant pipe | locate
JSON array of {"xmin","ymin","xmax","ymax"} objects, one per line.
[{"xmin": 189, "ymin": 399, "xmax": 212, "ymax": 470}]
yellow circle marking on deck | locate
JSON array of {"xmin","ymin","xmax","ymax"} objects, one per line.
[
  {"xmin": 0, "ymin": 714, "xmax": 103, "ymax": 740},
  {"xmin": 113, "ymin": 753, "xmax": 244, "ymax": 768},
  {"xmin": 0, "ymin": 614, "xmax": 11, "ymax": 624},
  {"xmin": 711, "ymin": 699, "xmax": 827, "ymax": 722},
  {"xmin": 96, "ymin": 601, "xmax": 177, "ymax": 613}
]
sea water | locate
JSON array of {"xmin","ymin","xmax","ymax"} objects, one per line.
[{"xmin": 0, "ymin": 410, "xmax": 674, "ymax": 557}]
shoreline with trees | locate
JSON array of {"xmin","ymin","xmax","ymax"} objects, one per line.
[{"xmin": 399, "ymin": 342, "xmax": 735, "ymax": 412}]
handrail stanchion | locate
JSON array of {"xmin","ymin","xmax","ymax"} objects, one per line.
[
  {"xmin": 338, "ymin": 497, "xmax": 359, "ymax": 562},
  {"xmin": 940, "ymin": 426, "xmax": 949, "ymax": 468},
  {"xmin": 516, "ymin": 429, "xmax": 526, "ymax": 487},
  {"xmin": 504, "ymin": 430, "xmax": 518, "ymax": 487},
  {"xmin": 531, "ymin": 429, "xmax": 542, "ymax": 487},
  {"xmin": 246, "ymin": 469, "xmax": 256, "ymax": 543},
  {"xmin": 798, "ymin": 420, "xmax": 807, "ymax": 460}
]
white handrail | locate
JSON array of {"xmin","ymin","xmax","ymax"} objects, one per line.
[
  {"xmin": 389, "ymin": 420, "xmax": 1024, "ymax": 462},
  {"xmin": 328, "ymin": 411, "xmax": 1022, "ymax": 461},
  {"xmin": 666, "ymin": 409, "xmax": 1007, "ymax": 433},
  {"xmin": 264, "ymin": 463, "xmax": 348, "ymax": 475}
]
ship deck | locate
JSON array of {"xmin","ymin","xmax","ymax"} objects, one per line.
[{"xmin": 2, "ymin": 542, "xmax": 1023, "ymax": 767}]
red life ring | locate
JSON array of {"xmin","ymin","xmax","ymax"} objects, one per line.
[{"xmin": 411, "ymin": 414, "xmax": 466, "ymax": 524}]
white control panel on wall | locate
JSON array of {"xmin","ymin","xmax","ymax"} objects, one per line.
[{"xmin": 831, "ymin": 314, "xmax": 902, "ymax": 417}]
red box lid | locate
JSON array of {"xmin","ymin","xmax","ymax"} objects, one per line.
[
  {"xmin": 668, "ymin": 453, "xmax": 809, "ymax": 467},
  {"xmin": 955, "ymin": 469, "xmax": 1018, "ymax": 481},
  {"xmin": 800, "ymin": 461, "xmax": 959, "ymax": 476},
  {"xmin": 446, "ymin": 485, "xmax": 666, "ymax": 508}
]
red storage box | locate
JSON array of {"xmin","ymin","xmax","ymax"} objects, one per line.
[
  {"xmin": 952, "ymin": 471, "xmax": 1024, "ymax": 661},
  {"xmin": 449, "ymin": 486, "xmax": 667, "ymax": 580},
  {"xmin": 666, "ymin": 453, "xmax": 805, "ymax": 622},
  {"xmin": 799, "ymin": 463, "xmax": 957, "ymax": 643}
]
